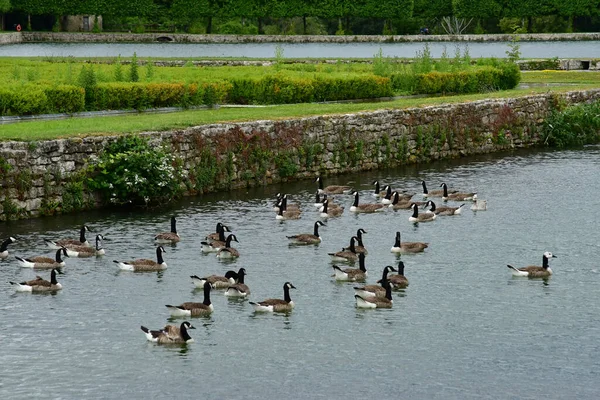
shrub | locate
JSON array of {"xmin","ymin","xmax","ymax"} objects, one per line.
[
  {"xmin": 0, "ymin": 86, "xmax": 49, "ymax": 115},
  {"xmin": 542, "ymin": 101, "xmax": 600, "ymax": 148},
  {"xmin": 45, "ymin": 85, "xmax": 85, "ymax": 113}
]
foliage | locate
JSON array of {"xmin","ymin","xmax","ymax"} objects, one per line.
[
  {"xmin": 87, "ymin": 135, "xmax": 185, "ymax": 206},
  {"xmin": 45, "ymin": 85, "xmax": 85, "ymax": 113},
  {"xmin": 77, "ymin": 64, "xmax": 97, "ymax": 108},
  {"xmin": 129, "ymin": 52, "xmax": 139, "ymax": 82},
  {"xmin": 114, "ymin": 55, "xmax": 124, "ymax": 82},
  {"xmin": 542, "ymin": 100, "xmax": 600, "ymax": 148}
]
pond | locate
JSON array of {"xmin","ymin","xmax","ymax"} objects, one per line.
[
  {"xmin": 1, "ymin": 146, "xmax": 599, "ymax": 399},
  {"xmin": 1, "ymin": 40, "xmax": 600, "ymax": 59}
]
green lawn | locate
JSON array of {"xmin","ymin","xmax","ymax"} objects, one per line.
[{"xmin": 1, "ymin": 83, "xmax": 598, "ymax": 141}]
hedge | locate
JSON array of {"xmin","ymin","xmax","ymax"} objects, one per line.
[{"xmin": 0, "ymin": 85, "xmax": 84, "ymax": 116}]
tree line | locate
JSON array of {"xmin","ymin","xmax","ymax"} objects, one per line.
[{"xmin": 2, "ymin": 0, "xmax": 600, "ymax": 34}]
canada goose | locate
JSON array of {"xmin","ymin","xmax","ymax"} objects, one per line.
[
  {"xmin": 216, "ymin": 234, "xmax": 240, "ymax": 259},
  {"xmin": 276, "ymin": 204, "xmax": 301, "ymax": 220},
  {"xmin": 350, "ymin": 191, "xmax": 385, "ymax": 213},
  {"xmin": 471, "ymin": 199, "xmax": 487, "ymax": 211},
  {"xmin": 15, "ymin": 248, "xmax": 69, "ymax": 269},
  {"xmin": 507, "ymin": 252, "xmax": 557, "ymax": 278},
  {"xmin": 205, "ymin": 223, "xmax": 231, "ymax": 243},
  {"xmin": 224, "ymin": 268, "xmax": 250, "ymax": 297},
  {"xmin": 287, "ymin": 221, "xmax": 326, "ymax": 245},
  {"xmin": 441, "ymin": 183, "xmax": 477, "ymax": 201},
  {"xmin": 279, "ymin": 195, "xmax": 301, "ymax": 212},
  {"xmin": 332, "ymin": 252, "xmax": 368, "ymax": 281},
  {"xmin": 409, "ymin": 203, "xmax": 436, "ymax": 223},
  {"xmin": 342, "ymin": 228, "xmax": 368, "ymax": 254},
  {"xmin": 372, "ymin": 180, "xmax": 383, "ymax": 198},
  {"xmin": 388, "ymin": 191, "xmax": 425, "ymax": 210},
  {"xmin": 328, "ymin": 236, "xmax": 359, "ymax": 263},
  {"xmin": 381, "ymin": 185, "xmax": 394, "ymax": 204},
  {"xmin": 10, "ymin": 268, "xmax": 64, "ymax": 292},
  {"xmin": 423, "ymin": 200, "xmax": 464, "ymax": 216},
  {"xmin": 353, "ymin": 266, "xmax": 397, "ymax": 298},
  {"xmin": 313, "ymin": 191, "xmax": 326, "ymax": 208},
  {"xmin": 113, "ymin": 246, "xmax": 167, "ymax": 272},
  {"xmin": 154, "ymin": 216, "xmax": 180, "ymax": 244},
  {"xmin": 388, "ymin": 261, "xmax": 409, "ymax": 289},
  {"xmin": 319, "ymin": 199, "xmax": 344, "ymax": 218},
  {"xmin": 201, "ymin": 232, "xmax": 237, "ymax": 253},
  {"xmin": 64, "ymin": 234, "xmax": 105, "ymax": 258},
  {"xmin": 421, "ymin": 180, "xmax": 454, "ymax": 198},
  {"xmin": 0, "ymin": 237, "xmax": 16, "ymax": 259},
  {"xmin": 141, "ymin": 321, "xmax": 195, "ymax": 344},
  {"xmin": 250, "ymin": 282, "xmax": 296, "ymax": 312},
  {"xmin": 355, "ymin": 280, "xmax": 393, "ymax": 309},
  {"xmin": 315, "ymin": 176, "xmax": 352, "ymax": 195},
  {"xmin": 390, "ymin": 231, "xmax": 428, "ymax": 254},
  {"xmin": 191, "ymin": 269, "xmax": 238, "ymax": 289},
  {"xmin": 166, "ymin": 281, "xmax": 213, "ymax": 317},
  {"xmin": 45, "ymin": 225, "xmax": 91, "ymax": 249}
]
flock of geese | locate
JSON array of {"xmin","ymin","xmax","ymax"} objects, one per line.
[{"xmin": 1, "ymin": 177, "xmax": 558, "ymax": 345}]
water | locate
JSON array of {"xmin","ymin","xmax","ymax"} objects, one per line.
[
  {"xmin": 1, "ymin": 41, "xmax": 600, "ymax": 59},
  {"xmin": 1, "ymin": 147, "xmax": 599, "ymax": 399}
]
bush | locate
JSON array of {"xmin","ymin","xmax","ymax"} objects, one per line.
[
  {"xmin": 542, "ymin": 101, "xmax": 600, "ymax": 148},
  {"xmin": 0, "ymin": 86, "xmax": 49, "ymax": 115},
  {"xmin": 45, "ymin": 85, "xmax": 85, "ymax": 113}
]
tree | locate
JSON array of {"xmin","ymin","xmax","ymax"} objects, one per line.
[
  {"xmin": 0, "ymin": 0, "xmax": 10, "ymax": 31},
  {"xmin": 453, "ymin": 0, "xmax": 501, "ymax": 19}
]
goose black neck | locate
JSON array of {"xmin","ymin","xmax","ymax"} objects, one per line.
[
  {"xmin": 391, "ymin": 192, "xmax": 399, "ymax": 205},
  {"xmin": 237, "ymin": 271, "xmax": 246, "ymax": 284},
  {"xmin": 282, "ymin": 196, "xmax": 288, "ymax": 211},
  {"xmin": 55, "ymin": 249, "xmax": 64, "ymax": 262},
  {"xmin": 442, "ymin": 184, "xmax": 448, "ymax": 197},
  {"xmin": 0, "ymin": 238, "xmax": 12, "ymax": 251},
  {"xmin": 318, "ymin": 178, "xmax": 324, "ymax": 190},
  {"xmin": 284, "ymin": 285, "xmax": 292, "ymax": 303},
  {"xmin": 156, "ymin": 247, "xmax": 164, "ymax": 264},
  {"xmin": 358, "ymin": 253, "xmax": 367, "ymax": 272},
  {"xmin": 51, "ymin": 269, "xmax": 59, "ymax": 285},
  {"xmin": 180, "ymin": 323, "xmax": 192, "ymax": 341},
  {"xmin": 543, "ymin": 256, "xmax": 549, "ymax": 269},
  {"xmin": 79, "ymin": 226, "xmax": 87, "ymax": 243},
  {"xmin": 381, "ymin": 267, "xmax": 391, "ymax": 281},
  {"xmin": 397, "ymin": 261, "xmax": 405, "ymax": 276},
  {"xmin": 203, "ymin": 282, "xmax": 212, "ymax": 305},
  {"xmin": 411, "ymin": 205, "xmax": 419, "ymax": 218},
  {"xmin": 422, "ymin": 181, "xmax": 428, "ymax": 194},
  {"xmin": 394, "ymin": 232, "xmax": 401, "ymax": 247},
  {"xmin": 374, "ymin": 181, "xmax": 380, "ymax": 194},
  {"xmin": 384, "ymin": 281, "xmax": 392, "ymax": 300},
  {"xmin": 348, "ymin": 237, "xmax": 356, "ymax": 252},
  {"xmin": 356, "ymin": 229, "xmax": 364, "ymax": 243},
  {"xmin": 322, "ymin": 200, "xmax": 328, "ymax": 213},
  {"xmin": 313, "ymin": 222, "xmax": 321, "ymax": 236},
  {"xmin": 218, "ymin": 225, "xmax": 227, "ymax": 241},
  {"xmin": 428, "ymin": 201, "xmax": 436, "ymax": 211},
  {"xmin": 315, "ymin": 192, "xmax": 320, "ymax": 203},
  {"xmin": 384, "ymin": 186, "xmax": 392, "ymax": 199},
  {"xmin": 353, "ymin": 192, "xmax": 359, "ymax": 207},
  {"xmin": 225, "ymin": 235, "xmax": 234, "ymax": 248},
  {"xmin": 95, "ymin": 236, "xmax": 103, "ymax": 251},
  {"xmin": 170, "ymin": 217, "xmax": 177, "ymax": 234}
]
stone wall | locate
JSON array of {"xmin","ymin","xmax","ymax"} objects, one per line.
[
  {"xmin": 0, "ymin": 33, "xmax": 22, "ymax": 44},
  {"xmin": 15, "ymin": 32, "xmax": 600, "ymax": 44},
  {"xmin": 1, "ymin": 89, "xmax": 599, "ymax": 220}
]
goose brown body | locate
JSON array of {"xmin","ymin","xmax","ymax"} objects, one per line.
[
  {"xmin": 424, "ymin": 200, "xmax": 464, "ymax": 216},
  {"xmin": 316, "ymin": 177, "xmax": 352, "ymax": 195},
  {"xmin": 287, "ymin": 221, "xmax": 326, "ymax": 245},
  {"xmin": 350, "ymin": 192, "xmax": 385, "ymax": 213},
  {"xmin": 353, "ymin": 266, "xmax": 396, "ymax": 297},
  {"xmin": 332, "ymin": 252, "xmax": 368, "ymax": 281},
  {"xmin": 141, "ymin": 321, "xmax": 195, "ymax": 344},
  {"xmin": 390, "ymin": 232, "xmax": 428, "ymax": 254},
  {"xmin": 328, "ymin": 236, "xmax": 359, "ymax": 263},
  {"xmin": 154, "ymin": 216, "xmax": 180, "ymax": 243},
  {"xmin": 113, "ymin": 246, "xmax": 166, "ymax": 271},
  {"xmin": 250, "ymin": 282, "xmax": 296, "ymax": 312},
  {"xmin": 388, "ymin": 261, "xmax": 409, "ymax": 289},
  {"xmin": 10, "ymin": 268, "xmax": 63, "ymax": 292},
  {"xmin": 45, "ymin": 225, "xmax": 91, "ymax": 249},
  {"xmin": 15, "ymin": 248, "xmax": 69, "ymax": 269}
]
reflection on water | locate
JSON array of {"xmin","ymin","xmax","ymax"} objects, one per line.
[{"xmin": 1, "ymin": 147, "xmax": 600, "ymax": 399}]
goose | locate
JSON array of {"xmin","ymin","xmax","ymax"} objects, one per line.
[
  {"xmin": 342, "ymin": 228, "xmax": 368, "ymax": 254},
  {"xmin": 388, "ymin": 261, "xmax": 409, "ymax": 289},
  {"xmin": 315, "ymin": 176, "xmax": 352, "ymax": 195},
  {"xmin": 441, "ymin": 183, "xmax": 477, "ymax": 201},
  {"xmin": 409, "ymin": 203, "xmax": 436, "ymax": 223},
  {"xmin": 421, "ymin": 180, "xmax": 454, "ymax": 198},
  {"xmin": 332, "ymin": 252, "xmax": 368, "ymax": 281},
  {"xmin": 380, "ymin": 185, "xmax": 394, "ymax": 205},
  {"xmin": 471, "ymin": 199, "xmax": 487, "ymax": 211},
  {"xmin": 507, "ymin": 252, "xmax": 557, "ymax": 278},
  {"xmin": 353, "ymin": 266, "xmax": 397, "ymax": 298},
  {"xmin": 390, "ymin": 231, "xmax": 428, "ymax": 254},
  {"xmin": 166, "ymin": 281, "xmax": 213, "ymax": 317},
  {"xmin": 250, "ymin": 282, "xmax": 296, "ymax": 312},
  {"xmin": 350, "ymin": 191, "xmax": 385, "ymax": 213},
  {"xmin": 154, "ymin": 216, "xmax": 180, "ymax": 244},
  {"xmin": 423, "ymin": 200, "xmax": 464, "ymax": 216},
  {"xmin": 319, "ymin": 199, "xmax": 344, "ymax": 218},
  {"xmin": 313, "ymin": 191, "xmax": 326, "ymax": 208},
  {"xmin": 380, "ymin": 186, "xmax": 413, "ymax": 205},
  {"xmin": 328, "ymin": 236, "xmax": 359, "ymax": 263},
  {"xmin": 113, "ymin": 246, "xmax": 167, "ymax": 272},
  {"xmin": 64, "ymin": 234, "xmax": 105, "ymax": 258},
  {"xmin": 204, "ymin": 223, "xmax": 231, "ymax": 243},
  {"xmin": 10, "ymin": 268, "xmax": 63, "ymax": 292},
  {"xmin": 45, "ymin": 225, "xmax": 91, "ymax": 249},
  {"xmin": 388, "ymin": 191, "xmax": 426, "ymax": 210},
  {"xmin": 0, "ymin": 237, "xmax": 16, "ymax": 259},
  {"xmin": 15, "ymin": 248, "xmax": 69, "ymax": 269},
  {"xmin": 355, "ymin": 280, "xmax": 393, "ymax": 309},
  {"xmin": 372, "ymin": 180, "xmax": 384, "ymax": 198},
  {"xmin": 141, "ymin": 321, "xmax": 195, "ymax": 344},
  {"xmin": 216, "ymin": 234, "xmax": 240, "ymax": 259},
  {"xmin": 201, "ymin": 232, "xmax": 237, "ymax": 253},
  {"xmin": 224, "ymin": 268, "xmax": 250, "ymax": 297},
  {"xmin": 287, "ymin": 221, "xmax": 326, "ymax": 245},
  {"xmin": 276, "ymin": 204, "xmax": 301, "ymax": 220},
  {"xmin": 279, "ymin": 195, "xmax": 301, "ymax": 212},
  {"xmin": 191, "ymin": 269, "xmax": 239, "ymax": 289}
]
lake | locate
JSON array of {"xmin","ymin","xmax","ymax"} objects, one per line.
[
  {"xmin": 1, "ymin": 41, "xmax": 600, "ymax": 59},
  {"xmin": 0, "ymin": 146, "xmax": 599, "ymax": 399}
]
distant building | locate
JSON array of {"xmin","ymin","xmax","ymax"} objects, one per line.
[{"xmin": 62, "ymin": 15, "xmax": 102, "ymax": 32}]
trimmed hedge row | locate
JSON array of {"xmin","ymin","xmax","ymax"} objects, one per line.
[
  {"xmin": 391, "ymin": 63, "xmax": 521, "ymax": 95},
  {"xmin": 0, "ymin": 85, "xmax": 85, "ymax": 116}
]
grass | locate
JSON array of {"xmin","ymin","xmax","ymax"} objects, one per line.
[
  {"xmin": 1, "ymin": 84, "xmax": 599, "ymax": 141},
  {"xmin": 521, "ymin": 70, "xmax": 600, "ymax": 84}
]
